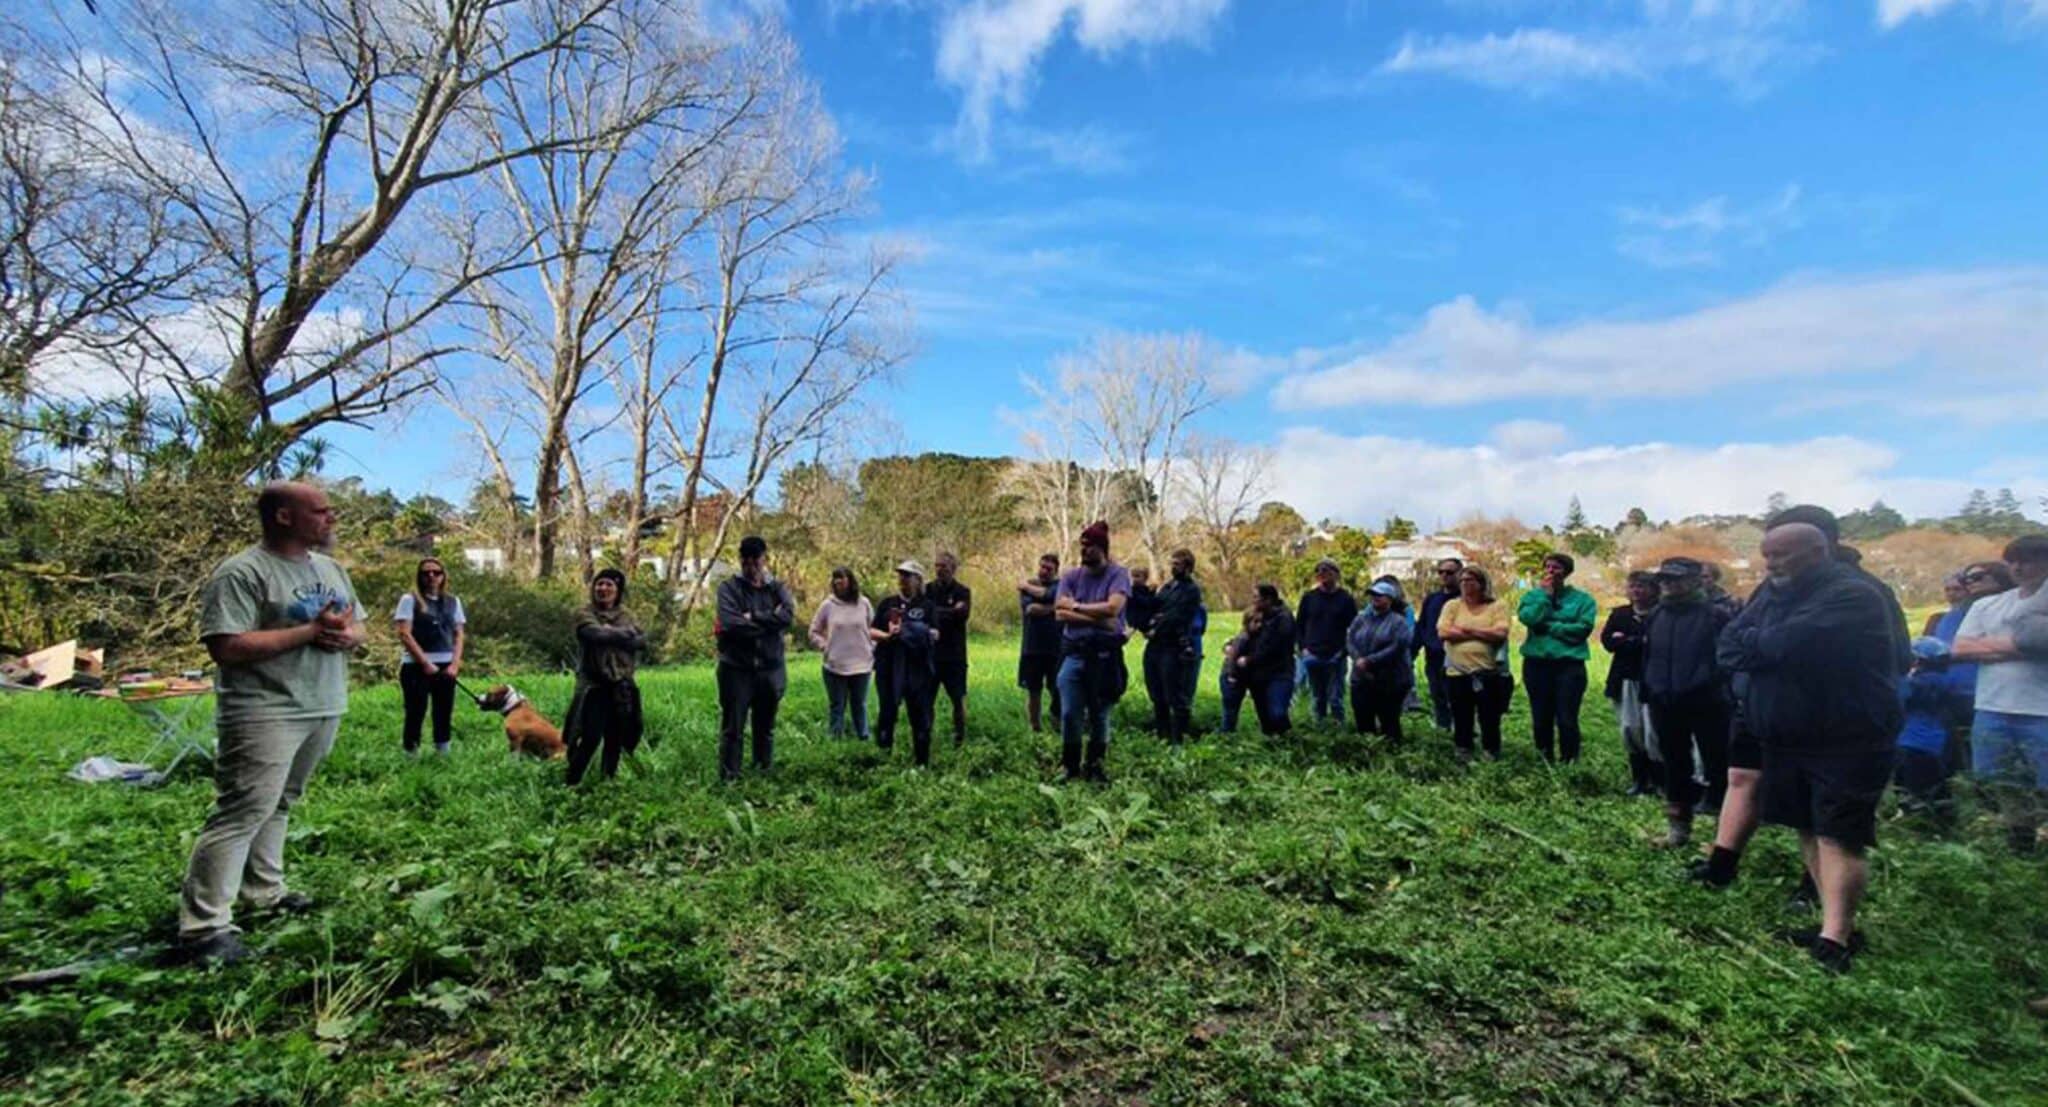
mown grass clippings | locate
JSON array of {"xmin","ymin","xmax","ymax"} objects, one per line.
[{"xmin": 2, "ymin": 635, "xmax": 2045, "ymax": 1105}]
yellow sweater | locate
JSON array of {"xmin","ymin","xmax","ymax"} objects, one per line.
[{"xmin": 1438, "ymin": 598, "xmax": 1509, "ymax": 675}]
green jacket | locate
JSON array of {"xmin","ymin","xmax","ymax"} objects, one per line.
[{"xmin": 1516, "ymin": 586, "xmax": 1598, "ymax": 662}]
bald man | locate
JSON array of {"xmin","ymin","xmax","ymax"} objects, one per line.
[
  {"xmin": 177, "ymin": 481, "xmax": 363, "ymax": 965},
  {"xmin": 1716, "ymin": 521, "xmax": 1902, "ymax": 973}
]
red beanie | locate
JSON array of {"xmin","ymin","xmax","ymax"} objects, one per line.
[{"xmin": 1080, "ymin": 520, "xmax": 1110, "ymax": 552}]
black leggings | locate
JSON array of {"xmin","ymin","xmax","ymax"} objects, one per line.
[
  {"xmin": 399, "ymin": 664, "xmax": 456, "ymax": 751},
  {"xmin": 876, "ymin": 663, "xmax": 939, "ymax": 764},
  {"xmin": 1649, "ymin": 696, "xmax": 1730, "ymax": 810},
  {"xmin": 1349, "ymin": 679, "xmax": 1406, "ymax": 743},
  {"xmin": 1522, "ymin": 657, "xmax": 1587, "ymax": 762},
  {"xmin": 1445, "ymin": 670, "xmax": 1512, "ymax": 756}
]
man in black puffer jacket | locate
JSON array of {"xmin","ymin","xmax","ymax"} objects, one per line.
[
  {"xmin": 1718, "ymin": 522, "xmax": 1902, "ymax": 974},
  {"xmin": 1643, "ymin": 558, "xmax": 1734, "ymax": 847}
]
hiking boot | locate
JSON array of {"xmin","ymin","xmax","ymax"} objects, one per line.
[
  {"xmin": 1083, "ymin": 763, "xmax": 1111, "ymax": 786},
  {"xmin": 1809, "ymin": 937, "xmax": 1854, "ymax": 974},
  {"xmin": 174, "ymin": 929, "xmax": 251, "ymax": 967},
  {"xmin": 247, "ymin": 891, "xmax": 316, "ymax": 917}
]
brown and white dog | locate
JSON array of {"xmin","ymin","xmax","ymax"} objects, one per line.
[{"xmin": 475, "ymin": 685, "xmax": 565, "ymax": 760}]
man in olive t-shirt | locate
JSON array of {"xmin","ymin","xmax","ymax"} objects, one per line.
[{"xmin": 177, "ymin": 481, "xmax": 363, "ymax": 965}]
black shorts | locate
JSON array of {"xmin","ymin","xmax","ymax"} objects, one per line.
[
  {"xmin": 1017, "ymin": 653, "xmax": 1058, "ymax": 692},
  {"xmin": 935, "ymin": 657, "xmax": 968, "ymax": 701},
  {"xmin": 1727, "ymin": 713, "xmax": 1764, "ymax": 771},
  {"xmin": 1760, "ymin": 747, "xmax": 1896, "ymax": 851}
]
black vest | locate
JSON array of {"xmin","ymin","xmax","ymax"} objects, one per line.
[{"xmin": 410, "ymin": 594, "xmax": 456, "ymax": 655}]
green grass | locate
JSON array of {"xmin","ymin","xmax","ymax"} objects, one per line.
[{"xmin": 2, "ymin": 633, "xmax": 2045, "ymax": 1105}]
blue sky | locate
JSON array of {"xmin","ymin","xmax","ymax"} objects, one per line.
[{"xmin": 334, "ymin": 0, "xmax": 2048, "ymax": 530}]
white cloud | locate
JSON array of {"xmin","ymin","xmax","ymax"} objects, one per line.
[
  {"xmin": 934, "ymin": 0, "xmax": 1230, "ymax": 159},
  {"xmin": 1878, "ymin": 0, "xmax": 1965, "ymax": 22},
  {"xmin": 1371, "ymin": 1, "xmax": 1809, "ymax": 96},
  {"xmin": 1489, "ymin": 419, "xmax": 1573, "ymax": 456},
  {"xmin": 1616, "ymin": 184, "xmax": 1801, "ymax": 268},
  {"xmin": 31, "ymin": 303, "xmax": 370, "ymax": 402},
  {"xmin": 1004, "ymin": 122, "xmax": 1140, "ymax": 174},
  {"xmin": 1877, "ymin": 0, "xmax": 2048, "ymax": 28},
  {"xmin": 1774, "ymin": 385, "xmax": 2048, "ymax": 427},
  {"xmin": 1270, "ymin": 268, "xmax": 2048, "ymax": 409},
  {"xmin": 1267, "ymin": 427, "xmax": 2046, "ymax": 529},
  {"xmin": 1379, "ymin": 28, "xmax": 1649, "ymax": 88}
]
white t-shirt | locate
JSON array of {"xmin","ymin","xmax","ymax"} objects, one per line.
[
  {"xmin": 393, "ymin": 593, "xmax": 467, "ymax": 665},
  {"xmin": 1958, "ymin": 586, "xmax": 2048, "ymax": 718}
]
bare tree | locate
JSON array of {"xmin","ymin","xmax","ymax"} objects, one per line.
[
  {"xmin": 1176, "ymin": 431, "xmax": 1272, "ymax": 584},
  {"xmin": 1015, "ymin": 332, "xmax": 1216, "ymax": 573},
  {"xmin": 605, "ymin": 276, "xmax": 690, "ymax": 577},
  {"xmin": 0, "ymin": 46, "xmax": 210, "ymax": 406},
  {"xmin": 29, "ymin": 0, "xmax": 686, "ymax": 472},
  {"xmin": 456, "ymin": 1, "xmax": 751, "ymax": 578},
  {"xmin": 651, "ymin": 42, "xmax": 907, "ymax": 633}
]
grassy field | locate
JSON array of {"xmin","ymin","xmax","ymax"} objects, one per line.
[{"xmin": 2, "ymin": 632, "xmax": 2045, "ymax": 1105}]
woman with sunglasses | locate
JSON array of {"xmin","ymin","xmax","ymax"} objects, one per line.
[{"xmin": 394, "ymin": 557, "xmax": 466, "ymax": 756}]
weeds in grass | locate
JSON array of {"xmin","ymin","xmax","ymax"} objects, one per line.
[{"xmin": 1, "ymin": 636, "xmax": 2044, "ymax": 1103}]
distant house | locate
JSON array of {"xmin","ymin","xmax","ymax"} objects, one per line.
[
  {"xmin": 638, "ymin": 556, "xmax": 734, "ymax": 596},
  {"xmin": 1371, "ymin": 534, "xmax": 1477, "ymax": 583},
  {"xmin": 462, "ymin": 547, "xmax": 510, "ymax": 574}
]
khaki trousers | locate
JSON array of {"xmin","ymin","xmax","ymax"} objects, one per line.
[{"xmin": 178, "ymin": 715, "xmax": 339, "ymax": 937}]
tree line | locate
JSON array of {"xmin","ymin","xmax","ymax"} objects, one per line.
[{"xmin": 1, "ymin": 0, "xmax": 906, "ymax": 656}]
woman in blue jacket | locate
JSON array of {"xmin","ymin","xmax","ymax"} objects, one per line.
[
  {"xmin": 1896, "ymin": 569, "xmax": 1998, "ymax": 820},
  {"xmin": 1347, "ymin": 580, "xmax": 1415, "ymax": 743}
]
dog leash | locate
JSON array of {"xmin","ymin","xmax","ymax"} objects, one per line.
[{"xmin": 450, "ymin": 676, "xmax": 487, "ymax": 706}]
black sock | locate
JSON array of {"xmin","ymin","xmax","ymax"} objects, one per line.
[{"xmin": 1706, "ymin": 846, "xmax": 1741, "ymax": 885}]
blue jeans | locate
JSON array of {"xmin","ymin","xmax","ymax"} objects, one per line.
[
  {"xmin": 1972, "ymin": 710, "xmax": 2048, "ymax": 790},
  {"xmin": 1220, "ymin": 673, "xmax": 1247, "ymax": 733},
  {"xmin": 823, "ymin": 669, "xmax": 870, "ymax": 739},
  {"xmin": 1057, "ymin": 654, "xmax": 1112, "ymax": 774},
  {"xmin": 1301, "ymin": 653, "xmax": 1346, "ymax": 721},
  {"xmin": 1252, "ymin": 675, "xmax": 1295, "ymax": 736}
]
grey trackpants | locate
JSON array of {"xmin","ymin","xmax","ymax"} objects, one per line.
[{"xmin": 178, "ymin": 715, "xmax": 339, "ymax": 937}]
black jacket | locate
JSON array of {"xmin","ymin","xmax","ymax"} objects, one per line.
[
  {"xmin": 1599, "ymin": 603, "xmax": 1649, "ymax": 698},
  {"xmin": 714, "ymin": 573, "xmax": 794, "ymax": 671},
  {"xmin": 1839, "ymin": 549, "xmax": 1913, "ymax": 675},
  {"xmin": 1126, "ymin": 584, "xmax": 1160, "ymax": 635},
  {"xmin": 1415, "ymin": 589, "xmax": 1457, "ymax": 658},
  {"xmin": 872, "ymin": 593, "xmax": 937, "ymax": 686},
  {"xmin": 1642, "ymin": 596, "xmax": 1729, "ymax": 706},
  {"xmin": 1295, "ymin": 588, "xmax": 1358, "ymax": 658},
  {"xmin": 1150, "ymin": 577, "xmax": 1203, "ymax": 645},
  {"xmin": 925, "ymin": 579, "xmax": 972, "ymax": 664},
  {"xmin": 1243, "ymin": 606, "xmax": 1297, "ymax": 682},
  {"xmin": 1716, "ymin": 562, "xmax": 1902, "ymax": 753}
]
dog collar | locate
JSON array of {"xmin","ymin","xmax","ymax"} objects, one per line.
[{"xmin": 492, "ymin": 689, "xmax": 525, "ymax": 715}]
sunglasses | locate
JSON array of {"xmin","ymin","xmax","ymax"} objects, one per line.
[{"xmin": 422, "ymin": 569, "xmax": 445, "ymax": 577}]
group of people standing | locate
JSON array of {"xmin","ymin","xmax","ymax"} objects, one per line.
[{"xmin": 171, "ymin": 482, "xmax": 2047, "ymax": 989}]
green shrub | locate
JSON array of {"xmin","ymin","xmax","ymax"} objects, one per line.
[{"xmin": 349, "ymin": 561, "xmax": 588, "ymax": 678}]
